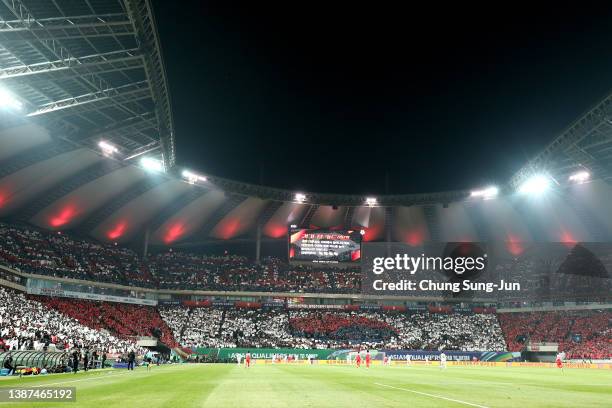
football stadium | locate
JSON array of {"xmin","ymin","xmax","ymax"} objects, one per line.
[{"xmin": 0, "ymin": 1, "xmax": 611, "ymax": 407}]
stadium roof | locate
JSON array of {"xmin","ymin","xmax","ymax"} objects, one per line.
[
  {"xmin": 1, "ymin": 1, "xmax": 612, "ymax": 246},
  {"xmin": 510, "ymin": 92, "xmax": 612, "ymax": 189},
  {"xmin": 0, "ymin": 0, "xmax": 175, "ymax": 167},
  {"xmin": 1, "ymin": 118, "xmax": 612, "ymax": 246}
]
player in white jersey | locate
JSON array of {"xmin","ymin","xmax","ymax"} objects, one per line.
[
  {"xmin": 439, "ymin": 352, "xmax": 447, "ymax": 369},
  {"xmin": 236, "ymin": 353, "xmax": 242, "ymax": 365},
  {"xmin": 406, "ymin": 354, "xmax": 411, "ymax": 366}
]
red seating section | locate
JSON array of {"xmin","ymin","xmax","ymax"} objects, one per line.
[{"xmin": 498, "ymin": 310, "xmax": 611, "ymax": 359}]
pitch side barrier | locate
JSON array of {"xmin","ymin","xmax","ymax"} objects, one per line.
[
  {"xmin": 232, "ymin": 359, "xmax": 612, "ymax": 370},
  {"xmin": 194, "ymin": 348, "xmax": 520, "ymax": 363}
]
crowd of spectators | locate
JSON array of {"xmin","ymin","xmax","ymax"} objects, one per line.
[
  {"xmin": 0, "ymin": 286, "xmax": 138, "ymax": 354},
  {"xmin": 158, "ymin": 306, "xmax": 508, "ymax": 351},
  {"xmin": 159, "ymin": 306, "xmax": 223, "ymax": 348},
  {"xmin": 2, "ymin": 223, "xmax": 612, "ymax": 302},
  {"xmin": 286, "ymin": 311, "xmax": 506, "ymax": 351},
  {"xmin": 35, "ymin": 297, "xmax": 178, "ymax": 348},
  {"xmin": 149, "ymin": 252, "xmax": 360, "ymax": 293},
  {"xmin": 1, "ymin": 277, "xmax": 609, "ymax": 358},
  {"xmin": 1, "ymin": 222, "xmax": 611, "ymax": 359},
  {"xmin": 498, "ymin": 310, "xmax": 612, "ymax": 359},
  {"xmin": 160, "ymin": 306, "xmax": 294, "ymax": 349},
  {"xmin": 0, "ymin": 223, "xmax": 359, "ymax": 293},
  {"xmin": 289, "ymin": 311, "xmax": 398, "ymax": 348},
  {"xmin": 4, "ymin": 222, "xmax": 610, "ymax": 301},
  {"xmin": 0, "ymin": 223, "xmax": 155, "ymax": 287}
]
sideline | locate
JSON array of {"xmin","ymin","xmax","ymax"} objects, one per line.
[{"xmin": 1, "ymin": 364, "xmax": 194, "ymax": 387}]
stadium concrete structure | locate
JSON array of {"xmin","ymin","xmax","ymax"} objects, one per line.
[
  {"xmin": 0, "ymin": 0, "xmax": 612, "ymax": 309},
  {"xmin": 0, "ymin": 4, "xmax": 611, "ymax": 407}
]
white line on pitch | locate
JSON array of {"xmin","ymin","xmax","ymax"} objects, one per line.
[
  {"xmin": 26, "ymin": 365, "xmax": 189, "ymax": 387},
  {"xmin": 31, "ymin": 372, "xmax": 129, "ymax": 387},
  {"xmin": 374, "ymin": 382, "xmax": 490, "ymax": 408}
]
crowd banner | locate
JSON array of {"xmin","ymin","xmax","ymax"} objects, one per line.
[
  {"xmin": 27, "ymin": 285, "xmax": 157, "ymax": 306},
  {"xmin": 158, "ymin": 300, "xmax": 181, "ymax": 306},
  {"xmin": 287, "ymin": 304, "xmax": 344, "ymax": 310},
  {"xmin": 212, "ymin": 301, "xmax": 234, "ymax": 307}
]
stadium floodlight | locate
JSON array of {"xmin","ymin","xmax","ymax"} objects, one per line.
[
  {"xmin": 140, "ymin": 157, "xmax": 164, "ymax": 173},
  {"xmin": 470, "ymin": 186, "xmax": 499, "ymax": 199},
  {"xmin": 294, "ymin": 193, "xmax": 306, "ymax": 203},
  {"xmin": 98, "ymin": 140, "xmax": 118, "ymax": 155},
  {"xmin": 568, "ymin": 170, "xmax": 590, "ymax": 184},
  {"xmin": 365, "ymin": 197, "xmax": 377, "ymax": 206},
  {"xmin": 518, "ymin": 174, "xmax": 551, "ymax": 195},
  {"xmin": 0, "ymin": 87, "xmax": 23, "ymax": 111},
  {"xmin": 181, "ymin": 169, "xmax": 207, "ymax": 184}
]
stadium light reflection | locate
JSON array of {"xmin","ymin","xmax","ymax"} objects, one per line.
[
  {"xmin": 294, "ymin": 193, "xmax": 306, "ymax": 203},
  {"xmin": 0, "ymin": 87, "xmax": 23, "ymax": 111},
  {"xmin": 140, "ymin": 157, "xmax": 164, "ymax": 173},
  {"xmin": 365, "ymin": 197, "xmax": 377, "ymax": 206},
  {"xmin": 470, "ymin": 186, "xmax": 499, "ymax": 199},
  {"xmin": 98, "ymin": 140, "xmax": 118, "ymax": 156},
  {"xmin": 569, "ymin": 170, "xmax": 590, "ymax": 183},
  {"xmin": 182, "ymin": 169, "xmax": 207, "ymax": 184},
  {"xmin": 518, "ymin": 174, "xmax": 551, "ymax": 195}
]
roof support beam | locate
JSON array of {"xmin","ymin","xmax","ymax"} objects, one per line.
[
  {"xmin": 0, "ymin": 49, "xmax": 142, "ymax": 79},
  {"xmin": 0, "ymin": 31, "xmax": 135, "ymax": 43},
  {"xmin": 1, "ymin": 0, "xmax": 151, "ymax": 122},
  {"xmin": 509, "ymin": 94, "xmax": 612, "ymax": 189},
  {"xmin": 26, "ymin": 80, "xmax": 149, "ymax": 117},
  {"xmin": 125, "ymin": 0, "xmax": 176, "ymax": 168},
  {"xmin": 0, "ymin": 13, "xmax": 130, "ymax": 31},
  {"xmin": 80, "ymin": 112, "xmax": 156, "ymax": 141}
]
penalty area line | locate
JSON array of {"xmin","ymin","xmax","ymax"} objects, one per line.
[{"xmin": 374, "ymin": 382, "xmax": 490, "ymax": 408}]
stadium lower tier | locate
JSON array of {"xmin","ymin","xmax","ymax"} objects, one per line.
[{"xmin": 1, "ymin": 285, "xmax": 609, "ymax": 359}]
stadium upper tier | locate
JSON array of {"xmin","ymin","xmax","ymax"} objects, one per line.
[
  {"xmin": 1, "ymin": 123, "xmax": 612, "ymax": 245},
  {"xmin": 2, "ymin": 222, "xmax": 611, "ymax": 301}
]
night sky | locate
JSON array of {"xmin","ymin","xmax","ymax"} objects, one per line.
[{"xmin": 151, "ymin": 2, "xmax": 612, "ymax": 195}]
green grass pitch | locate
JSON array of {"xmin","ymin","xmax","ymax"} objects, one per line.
[{"xmin": 0, "ymin": 363, "xmax": 610, "ymax": 407}]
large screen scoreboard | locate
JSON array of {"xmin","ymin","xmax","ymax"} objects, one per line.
[{"xmin": 288, "ymin": 227, "xmax": 362, "ymax": 264}]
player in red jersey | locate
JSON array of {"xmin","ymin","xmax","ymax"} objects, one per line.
[
  {"xmin": 365, "ymin": 350, "xmax": 371, "ymax": 368},
  {"xmin": 245, "ymin": 351, "xmax": 251, "ymax": 368},
  {"xmin": 556, "ymin": 352, "xmax": 564, "ymax": 371},
  {"xmin": 355, "ymin": 353, "xmax": 361, "ymax": 368}
]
